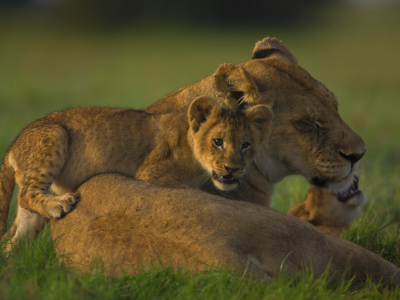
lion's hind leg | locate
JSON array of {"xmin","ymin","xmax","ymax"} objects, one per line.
[
  {"xmin": 2, "ymin": 205, "xmax": 46, "ymax": 254},
  {"xmin": 11, "ymin": 123, "xmax": 80, "ymax": 220}
]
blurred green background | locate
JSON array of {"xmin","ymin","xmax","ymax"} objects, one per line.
[{"xmin": 0, "ymin": 1, "xmax": 399, "ymax": 214}]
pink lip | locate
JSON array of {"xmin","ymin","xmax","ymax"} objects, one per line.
[{"xmin": 335, "ymin": 175, "xmax": 361, "ymax": 202}]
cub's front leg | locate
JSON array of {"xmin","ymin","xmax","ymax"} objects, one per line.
[
  {"xmin": 200, "ymin": 163, "xmax": 273, "ymax": 207},
  {"xmin": 134, "ymin": 155, "xmax": 197, "ymax": 190},
  {"xmin": 134, "ymin": 169, "xmax": 192, "ymax": 190}
]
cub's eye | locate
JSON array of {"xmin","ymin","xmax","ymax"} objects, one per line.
[
  {"xmin": 241, "ymin": 142, "xmax": 250, "ymax": 150},
  {"xmin": 213, "ymin": 139, "xmax": 223, "ymax": 147}
]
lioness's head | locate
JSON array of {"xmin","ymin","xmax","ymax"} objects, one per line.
[
  {"xmin": 213, "ymin": 38, "xmax": 366, "ymax": 195},
  {"xmin": 188, "ymin": 96, "xmax": 273, "ymax": 191}
]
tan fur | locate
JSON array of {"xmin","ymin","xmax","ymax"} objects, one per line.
[
  {"xmin": 146, "ymin": 37, "xmax": 366, "ymax": 209},
  {"xmin": 288, "ymin": 181, "xmax": 367, "ymax": 237},
  {"xmin": 1, "ymin": 97, "xmax": 273, "ymax": 252},
  {"xmin": 51, "ymin": 174, "xmax": 399, "ymax": 287},
  {"xmin": 2, "ymin": 37, "xmax": 369, "ymax": 267}
]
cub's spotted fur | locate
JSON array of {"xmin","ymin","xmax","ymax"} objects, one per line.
[
  {"xmin": 289, "ymin": 175, "xmax": 366, "ymax": 237},
  {"xmin": 0, "ymin": 96, "xmax": 272, "ymax": 251}
]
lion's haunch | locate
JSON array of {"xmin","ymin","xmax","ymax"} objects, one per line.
[{"xmin": 51, "ymin": 174, "xmax": 399, "ymax": 287}]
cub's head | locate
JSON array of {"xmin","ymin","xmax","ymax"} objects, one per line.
[
  {"xmin": 212, "ymin": 37, "xmax": 366, "ymax": 196},
  {"xmin": 188, "ymin": 96, "xmax": 273, "ymax": 191},
  {"xmin": 288, "ymin": 175, "xmax": 367, "ymax": 237}
]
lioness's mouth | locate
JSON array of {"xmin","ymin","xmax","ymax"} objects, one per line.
[
  {"xmin": 335, "ymin": 175, "xmax": 361, "ymax": 202},
  {"xmin": 212, "ymin": 171, "xmax": 239, "ymax": 185}
]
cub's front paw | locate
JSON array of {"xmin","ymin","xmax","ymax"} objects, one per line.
[{"xmin": 46, "ymin": 193, "xmax": 80, "ymax": 219}]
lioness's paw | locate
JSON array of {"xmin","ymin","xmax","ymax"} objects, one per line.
[{"xmin": 46, "ymin": 193, "xmax": 80, "ymax": 219}]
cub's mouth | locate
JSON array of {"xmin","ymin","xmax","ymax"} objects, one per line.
[
  {"xmin": 212, "ymin": 171, "xmax": 239, "ymax": 185},
  {"xmin": 335, "ymin": 175, "xmax": 361, "ymax": 202}
]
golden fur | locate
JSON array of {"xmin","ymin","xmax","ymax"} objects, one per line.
[
  {"xmin": 51, "ymin": 174, "xmax": 399, "ymax": 287},
  {"xmin": 49, "ymin": 39, "xmax": 390, "ymax": 285},
  {"xmin": 2, "ymin": 37, "xmax": 369, "ymax": 273},
  {"xmin": 146, "ymin": 38, "xmax": 366, "ymax": 211},
  {"xmin": 289, "ymin": 176, "xmax": 367, "ymax": 237},
  {"xmin": 1, "ymin": 96, "xmax": 273, "ymax": 251}
]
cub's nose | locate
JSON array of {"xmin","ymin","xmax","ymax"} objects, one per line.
[
  {"xmin": 339, "ymin": 150, "xmax": 366, "ymax": 165},
  {"xmin": 224, "ymin": 166, "xmax": 239, "ymax": 173}
]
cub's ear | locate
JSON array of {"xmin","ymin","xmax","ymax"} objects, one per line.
[
  {"xmin": 252, "ymin": 37, "xmax": 298, "ymax": 65},
  {"xmin": 287, "ymin": 202, "xmax": 311, "ymax": 222},
  {"xmin": 245, "ymin": 105, "xmax": 273, "ymax": 141},
  {"xmin": 188, "ymin": 96, "xmax": 221, "ymax": 132},
  {"xmin": 213, "ymin": 63, "xmax": 261, "ymax": 109}
]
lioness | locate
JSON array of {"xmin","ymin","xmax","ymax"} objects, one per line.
[
  {"xmin": 145, "ymin": 38, "xmax": 366, "ymax": 211},
  {"xmin": 289, "ymin": 175, "xmax": 367, "ymax": 237},
  {"xmin": 51, "ymin": 173, "xmax": 399, "ymax": 287},
  {"xmin": 0, "ymin": 96, "xmax": 273, "ymax": 251}
]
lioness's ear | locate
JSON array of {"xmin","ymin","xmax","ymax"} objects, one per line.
[
  {"xmin": 188, "ymin": 96, "xmax": 221, "ymax": 132},
  {"xmin": 252, "ymin": 37, "xmax": 298, "ymax": 65},
  {"xmin": 213, "ymin": 63, "xmax": 261, "ymax": 109},
  {"xmin": 245, "ymin": 105, "xmax": 273, "ymax": 141}
]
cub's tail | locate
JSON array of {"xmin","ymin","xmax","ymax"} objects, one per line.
[{"xmin": 0, "ymin": 154, "xmax": 15, "ymax": 236}]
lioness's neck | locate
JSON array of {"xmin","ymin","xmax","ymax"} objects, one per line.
[{"xmin": 255, "ymin": 146, "xmax": 294, "ymax": 184}]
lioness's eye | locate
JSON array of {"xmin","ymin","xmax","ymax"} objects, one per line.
[
  {"xmin": 213, "ymin": 139, "xmax": 223, "ymax": 147},
  {"xmin": 310, "ymin": 121, "xmax": 322, "ymax": 130},
  {"xmin": 241, "ymin": 142, "xmax": 250, "ymax": 150}
]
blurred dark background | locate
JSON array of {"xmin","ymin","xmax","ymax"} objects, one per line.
[{"xmin": 1, "ymin": 0, "xmax": 329, "ymax": 27}]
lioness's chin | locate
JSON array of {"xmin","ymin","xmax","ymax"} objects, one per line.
[
  {"xmin": 310, "ymin": 172, "xmax": 356, "ymax": 194},
  {"xmin": 212, "ymin": 171, "xmax": 239, "ymax": 191}
]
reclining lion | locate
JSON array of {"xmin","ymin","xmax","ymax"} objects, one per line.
[{"xmin": 51, "ymin": 173, "xmax": 399, "ymax": 287}]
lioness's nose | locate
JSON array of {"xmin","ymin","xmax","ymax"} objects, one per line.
[
  {"xmin": 224, "ymin": 166, "xmax": 239, "ymax": 173},
  {"xmin": 339, "ymin": 150, "xmax": 366, "ymax": 165}
]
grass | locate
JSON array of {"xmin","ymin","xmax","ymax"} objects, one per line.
[{"xmin": 1, "ymin": 5, "xmax": 400, "ymax": 299}]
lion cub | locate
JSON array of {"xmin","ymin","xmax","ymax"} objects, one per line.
[
  {"xmin": 288, "ymin": 175, "xmax": 366, "ymax": 237},
  {"xmin": 0, "ymin": 96, "xmax": 273, "ymax": 249}
]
